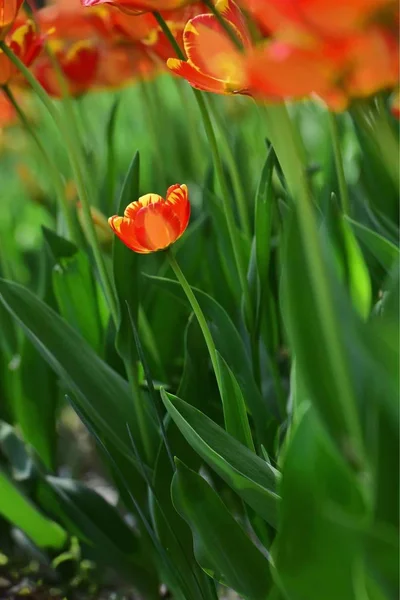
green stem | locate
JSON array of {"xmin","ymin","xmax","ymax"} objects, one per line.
[
  {"xmin": 3, "ymin": 86, "xmax": 78, "ymax": 242},
  {"xmin": 154, "ymin": 12, "xmax": 253, "ymax": 327},
  {"xmin": 166, "ymin": 250, "xmax": 223, "ymax": 395},
  {"xmin": 328, "ymin": 112, "xmax": 350, "ymax": 215},
  {"xmin": 0, "ymin": 41, "xmax": 119, "ymax": 326}
]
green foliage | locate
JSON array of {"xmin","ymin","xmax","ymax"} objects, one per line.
[{"xmin": 0, "ymin": 74, "xmax": 398, "ymax": 600}]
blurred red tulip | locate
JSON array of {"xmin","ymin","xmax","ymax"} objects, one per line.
[
  {"xmin": 34, "ymin": 40, "xmax": 100, "ymax": 97},
  {"xmin": 94, "ymin": 43, "xmax": 157, "ymax": 89},
  {"xmin": 37, "ymin": 1, "xmax": 111, "ymax": 41},
  {"xmin": 0, "ymin": 20, "xmax": 44, "ymax": 87},
  {"xmin": 247, "ymin": 26, "xmax": 399, "ymax": 110},
  {"xmin": 109, "ymin": 184, "xmax": 190, "ymax": 253},
  {"xmin": 240, "ymin": 0, "xmax": 397, "ymax": 40},
  {"xmin": 167, "ymin": 0, "xmax": 250, "ymax": 94},
  {"xmin": 0, "ymin": 0, "xmax": 24, "ymax": 40},
  {"xmin": 0, "ymin": 91, "xmax": 17, "ymax": 126},
  {"xmin": 81, "ymin": 0, "xmax": 194, "ymax": 15}
]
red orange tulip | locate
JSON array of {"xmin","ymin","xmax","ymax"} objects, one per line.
[
  {"xmin": 0, "ymin": 0, "xmax": 24, "ymax": 40},
  {"xmin": 81, "ymin": 0, "xmax": 194, "ymax": 15},
  {"xmin": 0, "ymin": 21, "xmax": 44, "ymax": 87},
  {"xmin": 34, "ymin": 40, "xmax": 100, "ymax": 97},
  {"xmin": 109, "ymin": 184, "xmax": 190, "ymax": 253},
  {"xmin": 167, "ymin": 0, "xmax": 250, "ymax": 94}
]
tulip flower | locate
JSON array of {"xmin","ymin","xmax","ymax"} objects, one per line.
[
  {"xmin": 240, "ymin": 0, "xmax": 397, "ymax": 41},
  {"xmin": 38, "ymin": 1, "xmax": 111, "ymax": 42},
  {"xmin": 167, "ymin": 0, "xmax": 251, "ymax": 94},
  {"xmin": 0, "ymin": 0, "xmax": 24, "ymax": 40},
  {"xmin": 34, "ymin": 40, "xmax": 100, "ymax": 97},
  {"xmin": 109, "ymin": 184, "xmax": 190, "ymax": 253},
  {"xmin": 247, "ymin": 26, "xmax": 399, "ymax": 110},
  {"xmin": 81, "ymin": 0, "xmax": 194, "ymax": 15},
  {"xmin": 0, "ymin": 21, "xmax": 44, "ymax": 87}
]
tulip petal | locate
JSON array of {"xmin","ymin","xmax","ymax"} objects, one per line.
[
  {"xmin": 214, "ymin": 0, "xmax": 251, "ymax": 47},
  {"xmin": 182, "ymin": 15, "xmax": 245, "ymax": 86},
  {"xmin": 124, "ymin": 193, "xmax": 163, "ymax": 219},
  {"xmin": 167, "ymin": 58, "xmax": 228, "ymax": 93},
  {"xmin": 134, "ymin": 202, "xmax": 181, "ymax": 251},
  {"xmin": 108, "ymin": 215, "xmax": 150, "ymax": 253},
  {"xmin": 166, "ymin": 183, "xmax": 190, "ymax": 235}
]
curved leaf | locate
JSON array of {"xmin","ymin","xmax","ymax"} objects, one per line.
[
  {"xmin": 0, "ymin": 279, "xmax": 154, "ymax": 468},
  {"xmin": 172, "ymin": 459, "xmax": 272, "ymax": 600},
  {"xmin": 161, "ymin": 390, "xmax": 279, "ymax": 528}
]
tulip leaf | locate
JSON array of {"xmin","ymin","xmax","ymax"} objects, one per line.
[
  {"xmin": 37, "ymin": 476, "xmax": 158, "ymax": 594},
  {"xmin": 52, "ymin": 253, "xmax": 103, "ymax": 352},
  {"xmin": 273, "ymin": 408, "xmax": 367, "ymax": 600},
  {"xmin": 11, "ymin": 239, "xmax": 60, "ymax": 470},
  {"xmin": 148, "ymin": 275, "xmax": 272, "ymax": 447},
  {"xmin": 345, "ymin": 216, "xmax": 400, "ymax": 272},
  {"xmin": 339, "ymin": 216, "xmax": 372, "ymax": 319},
  {"xmin": 150, "ymin": 419, "xmax": 213, "ymax": 600},
  {"xmin": 216, "ymin": 351, "xmax": 255, "ymax": 452},
  {"xmin": 113, "ymin": 151, "xmax": 140, "ymax": 361},
  {"xmin": 254, "ymin": 145, "xmax": 275, "ymax": 295},
  {"xmin": 0, "ymin": 468, "xmax": 67, "ymax": 550},
  {"xmin": 0, "ymin": 279, "xmax": 152, "ymax": 469},
  {"xmin": 172, "ymin": 459, "xmax": 273, "ymax": 599},
  {"xmin": 161, "ymin": 390, "xmax": 279, "ymax": 527},
  {"xmin": 281, "ymin": 209, "xmax": 364, "ymax": 466}
]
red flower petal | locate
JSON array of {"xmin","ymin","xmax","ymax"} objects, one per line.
[
  {"xmin": 167, "ymin": 57, "xmax": 228, "ymax": 93},
  {"xmin": 166, "ymin": 183, "xmax": 190, "ymax": 235},
  {"xmin": 134, "ymin": 201, "xmax": 181, "ymax": 251},
  {"xmin": 108, "ymin": 215, "xmax": 149, "ymax": 253}
]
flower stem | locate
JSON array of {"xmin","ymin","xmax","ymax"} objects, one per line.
[
  {"xmin": 3, "ymin": 86, "xmax": 79, "ymax": 242},
  {"xmin": 166, "ymin": 250, "xmax": 223, "ymax": 395},
  {"xmin": 154, "ymin": 12, "xmax": 253, "ymax": 328},
  {"xmin": 0, "ymin": 41, "xmax": 119, "ymax": 326},
  {"xmin": 328, "ymin": 111, "xmax": 350, "ymax": 215}
]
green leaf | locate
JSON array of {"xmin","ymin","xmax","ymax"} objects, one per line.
[
  {"xmin": 10, "ymin": 240, "xmax": 59, "ymax": 470},
  {"xmin": 52, "ymin": 252, "xmax": 103, "ymax": 352},
  {"xmin": 148, "ymin": 275, "xmax": 271, "ymax": 446},
  {"xmin": 255, "ymin": 146, "xmax": 275, "ymax": 294},
  {"xmin": 273, "ymin": 409, "xmax": 366, "ymax": 600},
  {"xmin": 112, "ymin": 151, "xmax": 140, "ymax": 361},
  {"xmin": 161, "ymin": 390, "xmax": 279, "ymax": 527},
  {"xmin": 172, "ymin": 459, "xmax": 272, "ymax": 600},
  {"xmin": 104, "ymin": 98, "xmax": 121, "ymax": 213},
  {"xmin": 150, "ymin": 420, "xmax": 214, "ymax": 600},
  {"xmin": 339, "ymin": 216, "xmax": 372, "ymax": 319},
  {"xmin": 42, "ymin": 226, "xmax": 78, "ymax": 260},
  {"xmin": 345, "ymin": 217, "xmax": 399, "ymax": 272},
  {"xmin": 281, "ymin": 210, "xmax": 364, "ymax": 467},
  {"xmin": 0, "ymin": 421, "xmax": 32, "ymax": 481},
  {"xmin": 37, "ymin": 476, "xmax": 157, "ymax": 596},
  {"xmin": 216, "ymin": 352, "xmax": 255, "ymax": 452},
  {"xmin": 0, "ymin": 468, "xmax": 66, "ymax": 550},
  {"xmin": 177, "ymin": 314, "xmax": 215, "ymax": 411},
  {"xmin": 0, "ymin": 279, "xmax": 153, "ymax": 469}
]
